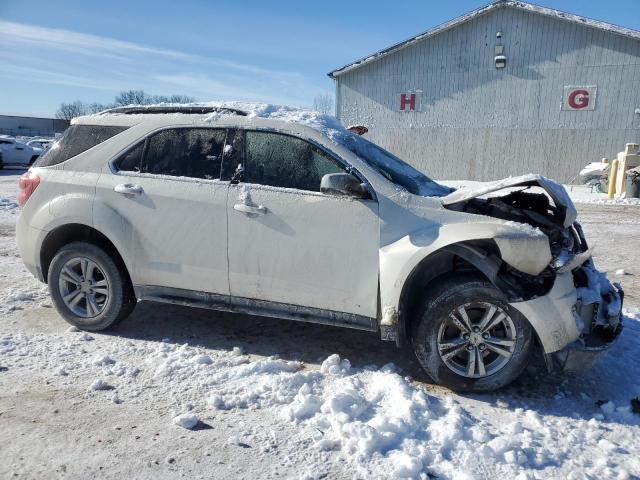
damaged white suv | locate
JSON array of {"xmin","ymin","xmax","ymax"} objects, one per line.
[{"xmin": 16, "ymin": 104, "xmax": 623, "ymax": 391}]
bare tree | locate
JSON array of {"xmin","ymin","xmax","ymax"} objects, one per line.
[
  {"xmin": 87, "ymin": 102, "xmax": 110, "ymax": 114},
  {"xmin": 167, "ymin": 94, "xmax": 195, "ymax": 104},
  {"xmin": 114, "ymin": 90, "xmax": 148, "ymax": 106},
  {"xmin": 55, "ymin": 101, "xmax": 89, "ymax": 120},
  {"xmin": 313, "ymin": 93, "xmax": 334, "ymax": 115},
  {"xmin": 56, "ymin": 91, "xmax": 196, "ymax": 119},
  {"xmin": 114, "ymin": 90, "xmax": 196, "ymax": 106}
]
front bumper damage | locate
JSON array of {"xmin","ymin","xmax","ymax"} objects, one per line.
[
  {"xmin": 510, "ymin": 259, "xmax": 623, "ymax": 373},
  {"xmin": 549, "ymin": 261, "xmax": 624, "ymax": 373}
]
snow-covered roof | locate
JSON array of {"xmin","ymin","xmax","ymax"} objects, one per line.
[
  {"xmin": 328, "ymin": 0, "xmax": 640, "ymax": 78},
  {"xmin": 75, "ymin": 102, "xmax": 347, "ymax": 137}
]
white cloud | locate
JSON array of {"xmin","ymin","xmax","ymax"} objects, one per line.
[
  {"xmin": 0, "ymin": 64, "xmax": 121, "ymax": 91},
  {"xmin": 0, "ymin": 20, "xmax": 198, "ymax": 61},
  {"xmin": 0, "ymin": 20, "xmax": 328, "ymax": 109}
]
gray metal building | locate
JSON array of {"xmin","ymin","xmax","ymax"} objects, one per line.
[
  {"xmin": 0, "ymin": 115, "xmax": 70, "ymax": 137},
  {"xmin": 329, "ymin": 0, "xmax": 640, "ymax": 182}
]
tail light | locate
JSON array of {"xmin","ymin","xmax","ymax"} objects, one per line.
[{"xmin": 18, "ymin": 171, "xmax": 41, "ymax": 206}]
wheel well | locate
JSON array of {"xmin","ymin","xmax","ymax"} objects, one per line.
[
  {"xmin": 398, "ymin": 240, "xmax": 500, "ymax": 344},
  {"xmin": 40, "ymin": 224, "xmax": 131, "ymax": 285}
]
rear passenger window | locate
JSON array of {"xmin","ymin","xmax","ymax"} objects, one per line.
[
  {"xmin": 244, "ymin": 131, "xmax": 345, "ymax": 191},
  {"xmin": 115, "ymin": 142, "xmax": 143, "ymax": 172},
  {"xmin": 36, "ymin": 125, "xmax": 128, "ymax": 167},
  {"xmin": 142, "ymin": 128, "xmax": 226, "ymax": 179}
]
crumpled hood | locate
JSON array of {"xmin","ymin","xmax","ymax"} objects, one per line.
[{"xmin": 441, "ymin": 174, "xmax": 577, "ymax": 228}]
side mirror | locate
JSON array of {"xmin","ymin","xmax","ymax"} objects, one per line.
[{"xmin": 320, "ymin": 173, "xmax": 369, "ymax": 198}]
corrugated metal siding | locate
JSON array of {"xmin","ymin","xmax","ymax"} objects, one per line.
[{"xmin": 335, "ymin": 7, "xmax": 640, "ymax": 182}]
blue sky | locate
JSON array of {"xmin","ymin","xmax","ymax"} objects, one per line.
[{"xmin": 0, "ymin": 0, "xmax": 638, "ymax": 117}]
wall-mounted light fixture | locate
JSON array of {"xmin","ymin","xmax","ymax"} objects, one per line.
[{"xmin": 494, "ymin": 43, "xmax": 506, "ymax": 69}]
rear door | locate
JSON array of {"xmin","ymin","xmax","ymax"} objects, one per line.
[
  {"xmin": 226, "ymin": 130, "xmax": 380, "ymax": 318},
  {"xmin": 96, "ymin": 127, "xmax": 230, "ymax": 296}
]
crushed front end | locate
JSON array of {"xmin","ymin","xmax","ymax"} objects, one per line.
[
  {"xmin": 442, "ymin": 176, "xmax": 624, "ymax": 372},
  {"xmin": 550, "ymin": 258, "xmax": 624, "ymax": 372}
]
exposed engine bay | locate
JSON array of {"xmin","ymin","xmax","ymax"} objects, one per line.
[
  {"xmin": 448, "ymin": 188, "xmax": 578, "ymax": 261},
  {"xmin": 443, "ymin": 185, "xmax": 584, "ymax": 301}
]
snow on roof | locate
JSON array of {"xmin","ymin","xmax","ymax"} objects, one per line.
[
  {"xmin": 81, "ymin": 101, "xmax": 349, "ymax": 139},
  {"xmin": 328, "ymin": 0, "xmax": 640, "ymax": 78}
]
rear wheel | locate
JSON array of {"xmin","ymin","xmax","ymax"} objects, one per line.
[
  {"xmin": 48, "ymin": 241, "xmax": 136, "ymax": 331},
  {"xmin": 412, "ymin": 275, "xmax": 533, "ymax": 392}
]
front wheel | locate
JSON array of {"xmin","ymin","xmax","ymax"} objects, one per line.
[
  {"xmin": 48, "ymin": 241, "xmax": 136, "ymax": 331},
  {"xmin": 412, "ymin": 275, "xmax": 533, "ymax": 392}
]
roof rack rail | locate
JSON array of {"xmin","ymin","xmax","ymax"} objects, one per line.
[{"xmin": 100, "ymin": 105, "xmax": 248, "ymax": 116}]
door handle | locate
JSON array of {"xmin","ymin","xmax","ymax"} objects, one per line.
[
  {"xmin": 114, "ymin": 183, "xmax": 144, "ymax": 196},
  {"xmin": 234, "ymin": 203, "xmax": 266, "ymax": 215}
]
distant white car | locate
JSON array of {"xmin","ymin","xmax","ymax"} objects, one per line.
[
  {"xmin": 15, "ymin": 104, "xmax": 623, "ymax": 392},
  {"xmin": 0, "ymin": 136, "xmax": 42, "ymax": 166},
  {"xmin": 26, "ymin": 138, "xmax": 54, "ymax": 151}
]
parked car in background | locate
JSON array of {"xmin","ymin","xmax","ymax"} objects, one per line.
[
  {"xmin": 0, "ymin": 136, "xmax": 42, "ymax": 166},
  {"xmin": 26, "ymin": 138, "xmax": 54, "ymax": 151},
  {"xmin": 15, "ymin": 104, "xmax": 623, "ymax": 392}
]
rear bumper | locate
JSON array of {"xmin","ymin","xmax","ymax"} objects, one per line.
[{"xmin": 16, "ymin": 215, "xmax": 46, "ymax": 282}]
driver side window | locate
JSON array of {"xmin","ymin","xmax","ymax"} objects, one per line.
[{"xmin": 243, "ymin": 131, "xmax": 345, "ymax": 192}]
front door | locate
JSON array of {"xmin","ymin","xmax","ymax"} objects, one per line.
[
  {"xmin": 96, "ymin": 127, "xmax": 230, "ymax": 295},
  {"xmin": 226, "ymin": 130, "xmax": 379, "ymax": 318}
]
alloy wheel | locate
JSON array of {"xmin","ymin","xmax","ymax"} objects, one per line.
[
  {"xmin": 436, "ymin": 302, "xmax": 517, "ymax": 378},
  {"xmin": 58, "ymin": 256, "xmax": 110, "ymax": 318}
]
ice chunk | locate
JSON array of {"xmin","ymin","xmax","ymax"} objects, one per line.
[{"xmin": 173, "ymin": 413, "xmax": 199, "ymax": 430}]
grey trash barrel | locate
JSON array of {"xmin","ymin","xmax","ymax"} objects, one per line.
[{"xmin": 626, "ymin": 168, "xmax": 640, "ymax": 198}]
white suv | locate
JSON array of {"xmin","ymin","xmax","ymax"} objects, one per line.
[{"xmin": 16, "ymin": 104, "xmax": 623, "ymax": 391}]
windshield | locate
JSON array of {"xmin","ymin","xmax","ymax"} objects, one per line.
[{"xmin": 339, "ymin": 133, "xmax": 451, "ymax": 197}]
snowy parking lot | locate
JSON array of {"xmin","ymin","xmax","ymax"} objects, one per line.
[{"xmin": 1, "ymin": 168, "xmax": 639, "ymax": 479}]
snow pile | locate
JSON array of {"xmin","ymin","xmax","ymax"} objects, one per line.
[
  {"xmin": 146, "ymin": 342, "xmax": 249, "ymax": 381},
  {"xmin": 204, "ymin": 354, "xmax": 503, "ymax": 478},
  {"xmin": 201, "ymin": 346, "xmax": 640, "ymax": 479},
  {"xmin": 89, "ymin": 378, "xmax": 112, "ymax": 391},
  {"xmin": 208, "ymin": 354, "xmax": 490, "ymax": 478}
]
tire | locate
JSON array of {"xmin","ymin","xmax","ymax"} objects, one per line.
[
  {"xmin": 412, "ymin": 275, "xmax": 533, "ymax": 392},
  {"xmin": 48, "ymin": 241, "xmax": 136, "ymax": 331}
]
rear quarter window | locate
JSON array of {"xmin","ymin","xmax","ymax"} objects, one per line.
[{"xmin": 35, "ymin": 125, "xmax": 128, "ymax": 167}]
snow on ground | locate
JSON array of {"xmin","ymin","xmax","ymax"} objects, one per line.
[{"xmin": 1, "ymin": 170, "xmax": 640, "ymax": 479}]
